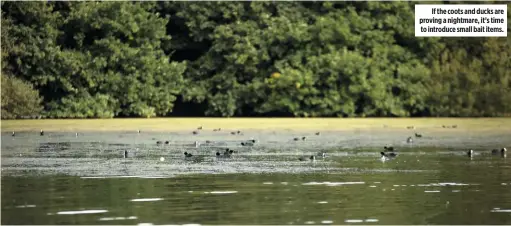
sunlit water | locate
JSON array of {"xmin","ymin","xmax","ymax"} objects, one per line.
[{"xmin": 2, "ymin": 130, "xmax": 511, "ymax": 224}]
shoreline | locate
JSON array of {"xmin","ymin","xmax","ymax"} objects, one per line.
[{"xmin": 1, "ymin": 117, "xmax": 510, "ymax": 132}]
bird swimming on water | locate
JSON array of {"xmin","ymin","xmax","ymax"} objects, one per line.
[
  {"xmin": 384, "ymin": 146, "xmax": 395, "ymax": 152},
  {"xmin": 492, "ymin": 148, "xmax": 507, "ymax": 156},
  {"xmin": 317, "ymin": 152, "xmax": 326, "ymax": 158},
  {"xmin": 124, "ymin": 150, "xmax": 128, "ymax": 158},
  {"xmin": 40, "ymin": 130, "xmax": 44, "ymax": 136},
  {"xmin": 299, "ymin": 155, "xmax": 315, "ymax": 161},
  {"xmin": 241, "ymin": 141, "xmax": 254, "ymax": 146},
  {"xmin": 184, "ymin": 152, "xmax": 193, "ymax": 158},
  {"xmin": 12, "ymin": 131, "xmax": 15, "ymax": 137},
  {"xmin": 415, "ymin": 133, "xmax": 422, "ymax": 138},
  {"xmin": 381, "ymin": 152, "xmax": 397, "ymax": 161},
  {"xmin": 407, "ymin": 136, "xmax": 413, "ymax": 143},
  {"xmin": 467, "ymin": 149, "xmax": 474, "ymax": 157}
]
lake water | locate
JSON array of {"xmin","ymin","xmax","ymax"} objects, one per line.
[{"xmin": 2, "ymin": 129, "xmax": 511, "ymax": 224}]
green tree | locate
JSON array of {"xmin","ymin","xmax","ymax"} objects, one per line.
[{"xmin": 1, "ymin": 73, "xmax": 44, "ymax": 119}]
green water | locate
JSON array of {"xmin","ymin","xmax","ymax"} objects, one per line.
[{"xmin": 2, "ymin": 131, "xmax": 511, "ymax": 224}]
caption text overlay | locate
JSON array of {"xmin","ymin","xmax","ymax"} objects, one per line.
[{"xmin": 415, "ymin": 4, "xmax": 507, "ymax": 37}]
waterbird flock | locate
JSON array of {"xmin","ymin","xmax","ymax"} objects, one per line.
[{"xmin": 9, "ymin": 125, "xmax": 508, "ymax": 162}]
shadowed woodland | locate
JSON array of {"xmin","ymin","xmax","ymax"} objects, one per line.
[{"xmin": 1, "ymin": 1, "xmax": 510, "ymax": 119}]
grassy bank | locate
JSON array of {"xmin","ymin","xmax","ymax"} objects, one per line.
[{"xmin": 1, "ymin": 118, "xmax": 510, "ymax": 132}]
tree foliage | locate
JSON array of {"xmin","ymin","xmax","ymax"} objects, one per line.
[
  {"xmin": 1, "ymin": 73, "xmax": 44, "ymax": 119},
  {"xmin": 2, "ymin": 1, "xmax": 510, "ymax": 118}
]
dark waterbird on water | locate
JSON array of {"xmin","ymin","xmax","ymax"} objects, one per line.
[
  {"xmin": 407, "ymin": 136, "xmax": 413, "ymax": 143},
  {"xmin": 315, "ymin": 132, "xmax": 320, "ymax": 136},
  {"xmin": 156, "ymin": 141, "xmax": 162, "ymax": 145},
  {"xmin": 241, "ymin": 139, "xmax": 257, "ymax": 146},
  {"xmin": 241, "ymin": 141, "xmax": 254, "ymax": 146},
  {"xmin": 198, "ymin": 126, "xmax": 203, "ymax": 130},
  {"xmin": 225, "ymin": 148, "xmax": 238, "ymax": 154},
  {"xmin": 165, "ymin": 141, "xmax": 170, "ymax": 145},
  {"xmin": 184, "ymin": 152, "xmax": 193, "ymax": 158},
  {"xmin": 467, "ymin": 149, "xmax": 474, "ymax": 157},
  {"xmin": 492, "ymin": 148, "xmax": 507, "ymax": 156},
  {"xmin": 381, "ymin": 152, "xmax": 397, "ymax": 161},
  {"xmin": 12, "ymin": 131, "xmax": 15, "ymax": 137},
  {"xmin": 192, "ymin": 130, "xmax": 199, "ymax": 135},
  {"xmin": 40, "ymin": 130, "xmax": 44, "ymax": 136},
  {"xmin": 384, "ymin": 146, "xmax": 395, "ymax": 152},
  {"xmin": 415, "ymin": 133, "xmax": 422, "ymax": 138},
  {"xmin": 124, "ymin": 150, "xmax": 128, "ymax": 158},
  {"xmin": 299, "ymin": 155, "xmax": 315, "ymax": 161},
  {"xmin": 217, "ymin": 149, "xmax": 234, "ymax": 158},
  {"xmin": 317, "ymin": 152, "xmax": 326, "ymax": 158}
]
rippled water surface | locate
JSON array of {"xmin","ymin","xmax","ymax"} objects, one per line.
[{"xmin": 2, "ymin": 130, "xmax": 511, "ymax": 224}]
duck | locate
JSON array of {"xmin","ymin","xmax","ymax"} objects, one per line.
[
  {"xmin": 384, "ymin": 146, "xmax": 395, "ymax": 152},
  {"xmin": 184, "ymin": 152, "xmax": 193, "ymax": 158},
  {"xmin": 299, "ymin": 155, "xmax": 315, "ymax": 161},
  {"xmin": 165, "ymin": 141, "xmax": 170, "ymax": 145},
  {"xmin": 317, "ymin": 152, "xmax": 326, "ymax": 158},
  {"xmin": 492, "ymin": 148, "xmax": 507, "ymax": 155},
  {"xmin": 241, "ymin": 141, "xmax": 254, "ymax": 146},
  {"xmin": 406, "ymin": 126, "xmax": 415, "ymax": 129},
  {"xmin": 293, "ymin": 137, "xmax": 300, "ymax": 141},
  {"xmin": 216, "ymin": 151, "xmax": 232, "ymax": 158},
  {"xmin": 12, "ymin": 131, "xmax": 15, "ymax": 137},
  {"xmin": 315, "ymin": 132, "xmax": 320, "ymax": 136},
  {"xmin": 302, "ymin": 136, "xmax": 307, "ymax": 141},
  {"xmin": 415, "ymin": 133, "xmax": 422, "ymax": 138},
  {"xmin": 467, "ymin": 149, "xmax": 474, "ymax": 157},
  {"xmin": 138, "ymin": 129, "xmax": 141, "ymax": 133},
  {"xmin": 124, "ymin": 150, "xmax": 128, "ymax": 158},
  {"xmin": 40, "ymin": 130, "xmax": 44, "ymax": 136},
  {"xmin": 407, "ymin": 137, "xmax": 413, "ymax": 143},
  {"xmin": 156, "ymin": 141, "xmax": 162, "ymax": 145},
  {"xmin": 198, "ymin": 126, "xmax": 203, "ymax": 130},
  {"xmin": 225, "ymin": 148, "xmax": 238, "ymax": 154},
  {"xmin": 381, "ymin": 152, "xmax": 397, "ymax": 161},
  {"xmin": 192, "ymin": 131, "xmax": 199, "ymax": 135}
]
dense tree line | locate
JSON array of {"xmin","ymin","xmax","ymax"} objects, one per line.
[{"xmin": 1, "ymin": 1, "xmax": 510, "ymax": 119}]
